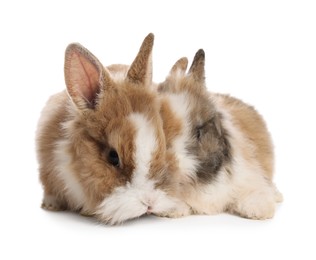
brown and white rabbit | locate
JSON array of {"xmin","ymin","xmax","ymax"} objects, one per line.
[
  {"xmin": 157, "ymin": 49, "xmax": 283, "ymax": 219},
  {"xmin": 36, "ymin": 34, "xmax": 185, "ymax": 225}
]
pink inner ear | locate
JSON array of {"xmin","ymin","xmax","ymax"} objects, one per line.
[{"xmin": 69, "ymin": 52, "xmax": 100, "ymax": 105}]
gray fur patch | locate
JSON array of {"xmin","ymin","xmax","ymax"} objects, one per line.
[{"xmin": 187, "ymin": 101, "xmax": 232, "ymax": 184}]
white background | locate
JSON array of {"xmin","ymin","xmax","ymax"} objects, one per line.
[{"xmin": 1, "ymin": 0, "xmax": 315, "ymax": 259}]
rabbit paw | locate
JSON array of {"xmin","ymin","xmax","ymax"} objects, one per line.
[
  {"xmin": 156, "ymin": 205, "xmax": 192, "ymax": 219},
  {"xmin": 41, "ymin": 195, "xmax": 65, "ymax": 211},
  {"xmin": 234, "ymin": 192, "xmax": 276, "ymax": 220}
]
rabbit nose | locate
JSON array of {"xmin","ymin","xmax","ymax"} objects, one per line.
[{"xmin": 146, "ymin": 205, "xmax": 153, "ymax": 215}]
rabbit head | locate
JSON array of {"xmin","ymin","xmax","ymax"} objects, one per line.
[{"xmin": 158, "ymin": 50, "xmax": 231, "ymax": 185}]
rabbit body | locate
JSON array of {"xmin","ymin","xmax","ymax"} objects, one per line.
[
  {"xmin": 37, "ymin": 34, "xmax": 282, "ymax": 224},
  {"xmin": 157, "ymin": 51, "xmax": 283, "ymax": 219},
  {"xmin": 36, "ymin": 34, "xmax": 184, "ymax": 224}
]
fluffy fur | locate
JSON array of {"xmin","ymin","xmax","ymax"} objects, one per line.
[
  {"xmin": 36, "ymin": 34, "xmax": 181, "ymax": 224},
  {"xmin": 157, "ymin": 49, "xmax": 283, "ymax": 219},
  {"xmin": 37, "ymin": 35, "xmax": 282, "ymax": 224}
]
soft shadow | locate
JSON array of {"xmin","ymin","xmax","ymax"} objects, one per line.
[{"xmin": 41, "ymin": 209, "xmax": 164, "ymax": 228}]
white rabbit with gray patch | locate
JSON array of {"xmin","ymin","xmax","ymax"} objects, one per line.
[{"xmin": 156, "ymin": 49, "xmax": 283, "ymax": 219}]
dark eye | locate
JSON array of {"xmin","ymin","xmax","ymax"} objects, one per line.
[
  {"xmin": 108, "ymin": 149, "xmax": 120, "ymax": 167},
  {"xmin": 196, "ymin": 126, "xmax": 203, "ymax": 140}
]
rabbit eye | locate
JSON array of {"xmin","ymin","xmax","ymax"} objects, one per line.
[
  {"xmin": 195, "ymin": 120, "xmax": 212, "ymax": 141},
  {"xmin": 196, "ymin": 128, "xmax": 202, "ymax": 140},
  {"xmin": 108, "ymin": 149, "xmax": 120, "ymax": 167},
  {"xmin": 196, "ymin": 125, "xmax": 205, "ymax": 141}
]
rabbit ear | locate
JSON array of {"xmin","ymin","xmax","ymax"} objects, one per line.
[
  {"xmin": 188, "ymin": 49, "xmax": 205, "ymax": 83},
  {"xmin": 157, "ymin": 57, "xmax": 188, "ymax": 92},
  {"xmin": 126, "ymin": 33, "xmax": 154, "ymax": 86},
  {"xmin": 64, "ymin": 43, "xmax": 112, "ymax": 110},
  {"xmin": 170, "ymin": 57, "xmax": 188, "ymax": 75}
]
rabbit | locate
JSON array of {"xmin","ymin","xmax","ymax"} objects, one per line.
[
  {"xmin": 36, "ymin": 33, "xmax": 185, "ymax": 225},
  {"xmin": 156, "ymin": 49, "xmax": 283, "ymax": 220}
]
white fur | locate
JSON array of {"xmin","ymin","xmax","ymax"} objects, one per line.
[
  {"xmin": 109, "ymin": 69, "xmax": 127, "ymax": 83},
  {"xmin": 218, "ymin": 107, "xmax": 276, "ymax": 218},
  {"xmin": 53, "ymin": 137, "xmax": 86, "ymax": 209},
  {"xmin": 186, "ymin": 102, "xmax": 276, "ymax": 219},
  {"xmin": 96, "ymin": 183, "xmax": 182, "ymax": 224},
  {"xmin": 165, "ymin": 92, "xmax": 199, "ymax": 179},
  {"xmin": 157, "ymin": 93, "xmax": 277, "ymax": 219},
  {"xmin": 97, "ymin": 113, "xmax": 181, "ymax": 224},
  {"xmin": 129, "ymin": 113, "xmax": 157, "ymax": 184},
  {"xmin": 37, "ymin": 93, "xmax": 86, "ymax": 210},
  {"xmin": 36, "ymin": 93, "xmax": 65, "ymax": 143}
]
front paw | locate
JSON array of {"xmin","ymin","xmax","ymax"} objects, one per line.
[
  {"xmin": 155, "ymin": 205, "xmax": 192, "ymax": 219},
  {"xmin": 41, "ymin": 195, "xmax": 65, "ymax": 211},
  {"xmin": 233, "ymin": 192, "xmax": 276, "ymax": 220}
]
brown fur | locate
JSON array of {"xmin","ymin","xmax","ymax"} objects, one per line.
[
  {"xmin": 37, "ymin": 33, "xmax": 167, "ymax": 216},
  {"xmin": 159, "ymin": 99, "xmax": 183, "ymax": 148},
  {"xmin": 156, "ymin": 49, "xmax": 281, "ymax": 220},
  {"xmin": 159, "ymin": 50, "xmax": 232, "ymax": 184},
  {"xmin": 37, "ymin": 93, "xmax": 70, "ymax": 210},
  {"xmin": 213, "ymin": 93, "xmax": 274, "ymax": 179},
  {"xmin": 153, "ymin": 99, "xmax": 185, "ymax": 194},
  {"xmin": 159, "ymin": 49, "xmax": 273, "ymax": 183}
]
